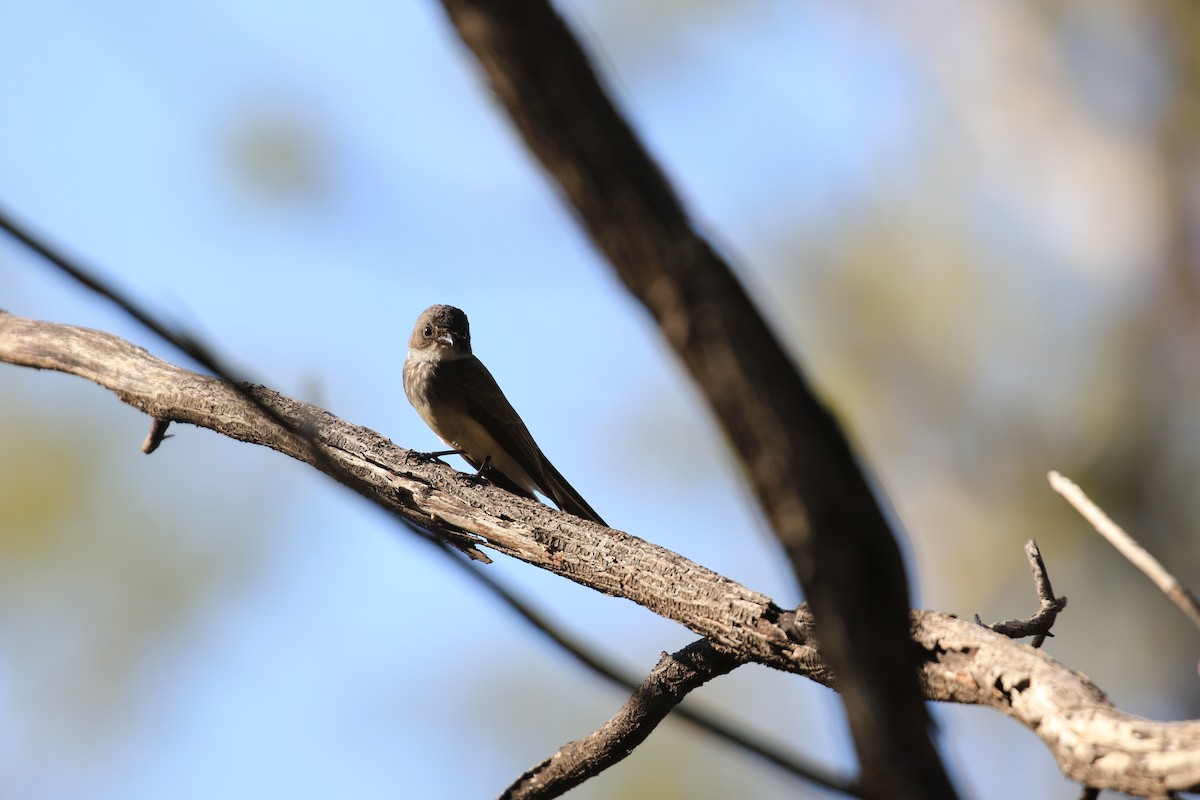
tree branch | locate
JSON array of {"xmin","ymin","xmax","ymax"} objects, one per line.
[
  {"xmin": 1050, "ymin": 471, "xmax": 1200, "ymax": 634},
  {"xmin": 501, "ymin": 639, "xmax": 787, "ymax": 800},
  {"xmin": 434, "ymin": 3, "xmax": 949, "ymax": 796},
  {"xmin": 439, "ymin": 553, "xmax": 851, "ymax": 795},
  {"xmin": 0, "ymin": 311, "xmax": 812, "ymax": 665},
  {"xmin": 5, "ymin": 312, "xmax": 1200, "ymax": 796},
  {"xmin": 0, "ymin": 204, "xmax": 840, "ymax": 789},
  {"xmin": 975, "ymin": 539, "xmax": 1066, "ymax": 647}
]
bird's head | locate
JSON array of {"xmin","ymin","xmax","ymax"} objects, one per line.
[{"xmin": 408, "ymin": 304, "xmax": 472, "ymax": 361}]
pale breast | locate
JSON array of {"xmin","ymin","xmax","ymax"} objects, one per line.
[{"xmin": 403, "ymin": 357, "xmax": 539, "ymax": 494}]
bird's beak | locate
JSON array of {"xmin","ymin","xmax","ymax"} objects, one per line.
[{"xmin": 438, "ymin": 334, "xmax": 454, "ymax": 347}]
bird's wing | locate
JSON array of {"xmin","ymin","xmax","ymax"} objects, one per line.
[
  {"xmin": 445, "ymin": 356, "xmax": 547, "ymax": 476},
  {"xmin": 447, "ymin": 356, "xmax": 606, "ymax": 525}
]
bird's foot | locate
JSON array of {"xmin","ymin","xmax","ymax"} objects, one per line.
[{"xmin": 411, "ymin": 448, "xmax": 462, "ymax": 465}]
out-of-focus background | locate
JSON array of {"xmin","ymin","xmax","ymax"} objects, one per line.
[{"xmin": 2, "ymin": 1, "xmax": 1197, "ymax": 797}]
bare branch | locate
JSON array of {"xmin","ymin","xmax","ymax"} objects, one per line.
[
  {"xmin": 498, "ymin": 639, "xmax": 858, "ymax": 800},
  {"xmin": 1049, "ymin": 471, "xmax": 1200, "ymax": 633},
  {"xmin": 5, "ymin": 314, "xmax": 1200, "ymax": 796},
  {"xmin": 0, "ymin": 311, "xmax": 814, "ymax": 666},
  {"xmin": 976, "ymin": 539, "xmax": 1067, "ymax": 647},
  {"xmin": 3, "ymin": 206, "xmax": 825, "ymax": 786},
  {"xmin": 912, "ymin": 611, "xmax": 1200, "ymax": 796},
  {"xmin": 442, "ymin": 554, "xmax": 848, "ymax": 793},
  {"xmin": 434, "ymin": 3, "xmax": 948, "ymax": 797},
  {"xmin": 141, "ymin": 417, "xmax": 172, "ymax": 454}
]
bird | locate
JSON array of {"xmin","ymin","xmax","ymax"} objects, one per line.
[{"xmin": 402, "ymin": 304, "xmax": 606, "ymax": 526}]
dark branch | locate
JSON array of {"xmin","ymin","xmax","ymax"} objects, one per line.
[
  {"xmin": 141, "ymin": 417, "xmax": 173, "ymax": 454},
  {"xmin": 498, "ymin": 639, "xmax": 848, "ymax": 800},
  {"xmin": 435, "ymin": 3, "xmax": 953, "ymax": 797},
  {"xmin": 975, "ymin": 539, "xmax": 1066, "ymax": 647}
]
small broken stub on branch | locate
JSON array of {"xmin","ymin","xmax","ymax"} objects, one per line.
[
  {"xmin": 975, "ymin": 539, "xmax": 1066, "ymax": 648},
  {"xmin": 142, "ymin": 418, "xmax": 172, "ymax": 454}
]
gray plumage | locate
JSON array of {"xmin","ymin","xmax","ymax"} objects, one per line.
[{"xmin": 403, "ymin": 304, "xmax": 606, "ymax": 526}]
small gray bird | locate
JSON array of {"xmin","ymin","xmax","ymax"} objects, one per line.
[{"xmin": 403, "ymin": 304, "xmax": 606, "ymax": 526}]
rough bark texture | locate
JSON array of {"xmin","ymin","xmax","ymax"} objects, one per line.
[
  {"xmin": 0, "ymin": 313, "xmax": 808, "ymax": 664},
  {"xmin": 433, "ymin": 3, "xmax": 950, "ymax": 798},
  {"xmin": 3, "ymin": 311, "xmax": 1200, "ymax": 797}
]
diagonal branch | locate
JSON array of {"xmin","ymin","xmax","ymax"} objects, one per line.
[
  {"xmin": 502, "ymin": 640, "xmax": 758, "ymax": 800},
  {"xmin": 434, "ymin": 3, "xmax": 950, "ymax": 797},
  {"xmin": 1050, "ymin": 471, "xmax": 1200, "ymax": 634},
  {"xmin": 440, "ymin": 551, "xmax": 850, "ymax": 794},
  {"xmin": 499, "ymin": 637, "xmax": 860, "ymax": 800},
  {"xmin": 5, "ymin": 313, "xmax": 1200, "ymax": 797}
]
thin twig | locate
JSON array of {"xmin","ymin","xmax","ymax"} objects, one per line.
[
  {"xmin": 1049, "ymin": 470, "xmax": 1200, "ymax": 634},
  {"xmin": 141, "ymin": 418, "xmax": 172, "ymax": 454},
  {"xmin": 975, "ymin": 539, "xmax": 1067, "ymax": 647}
]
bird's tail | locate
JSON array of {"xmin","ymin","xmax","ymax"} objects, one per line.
[{"xmin": 537, "ymin": 450, "xmax": 606, "ymax": 526}]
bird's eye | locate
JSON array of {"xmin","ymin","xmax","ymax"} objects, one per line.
[{"xmin": 423, "ymin": 325, "xmax": 433, "ymax": 338}]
